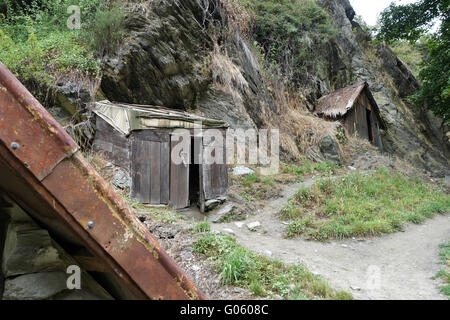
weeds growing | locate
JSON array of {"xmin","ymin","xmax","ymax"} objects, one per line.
[
  {"xmin": 193, "ymin": 231, "xmax": 352, "ymax": 300},
  {"xmin": 281, "ymin": 168, "xmax": 450, "ymax": 240},
  {"xmin": 433, "ymin": 242, "xmax": 450, "ymax": 298}
]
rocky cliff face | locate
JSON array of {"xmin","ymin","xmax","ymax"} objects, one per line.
[
  {"xmin": 99, "ymin": 0, "xmax": 277, "ymax": 131},
  {"xmin": 54, "ymin": 0, "xmax": 448, "ymax": 176},
  {"xmin": 101, "ymin": 1, "xmax": 212, "ymax": 108},
  {"xmin": 318, "ymin": 0, "xmax": 449, "ymax": 176}
]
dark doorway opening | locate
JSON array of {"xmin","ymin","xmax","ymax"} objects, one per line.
[{"xmin": 366, "ymin": 109, "xmax": 374, "ymax": 143}]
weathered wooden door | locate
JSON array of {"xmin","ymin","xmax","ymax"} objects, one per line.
[
  {"xmin": 199, "ymin": 130, "xmax": 228, "ymax": 212},
  {"xmin": 170, "ymin": 133, "xmax": 191, "ymax": 209},
  {"xmin": 130, "ymin": 131, "xmax": 170, "ymax": 204}
]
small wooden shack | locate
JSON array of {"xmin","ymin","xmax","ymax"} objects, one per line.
[
  {"xmin": 92, "ymin": 101, "xmax": 229, "ymax": 212},
  {"xmin": 315, "ymin": 82, "xmax": 385, "ymax": 150}
]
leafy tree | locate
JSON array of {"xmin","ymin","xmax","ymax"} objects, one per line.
[
  {"xmin": 377, "ymin": 0, "xmax": 449, "ymax": 123},
  {"xmin": 390, "ymin": 37, "xmax": 429, "ymax": 78}
]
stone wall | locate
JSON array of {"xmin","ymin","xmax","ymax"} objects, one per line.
[{"xmin": 0, "ymin": 196, "xmax": 113, "ymax": 300}]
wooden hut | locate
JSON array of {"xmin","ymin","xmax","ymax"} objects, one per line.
[
  {"xmin": 92, "ymin": 101, "xmax": 229, "ymax": 212},
  {"xmin": 315, "ymin": 82, "xmax": 385, "ymax": 150}
]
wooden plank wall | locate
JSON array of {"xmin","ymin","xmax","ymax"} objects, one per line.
[
  {"xmin": 130, "ymin": 130, "xmax": 170, "ymax": 204},
  {"xmin": 343, "ymin": 93, "xmax": 384, "ymax": 151},
  {"xmin": 94, "ymin": 119, "xmax": 229, "ymax": 208},
  {"xmin": 202, "ymin": 129, "xmax": 228, "ymax": 201},
  {"xmin": 170, "ymin": 134, "xmax": 190, "ymax": 209},
  {"xmin": 93, "ymin": 117, "xmax": 130, "ymax": 170},
  {"xmin": 343, "ymin": 108, "xmax": 356, "ymax": 136},
  {"xmin": 354, "ymin": 96, "xmax": 369, "ymax": 141}
]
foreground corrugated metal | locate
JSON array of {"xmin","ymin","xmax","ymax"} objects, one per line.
[{"xmin": 0, "ymin": 62, "xmax": 207, "ymax": 300}]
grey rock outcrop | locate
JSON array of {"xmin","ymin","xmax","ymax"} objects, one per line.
[
  {"xmin": 320, "ymin": 134, "xmax": 343, "ymax": 165},
  {"xmin": 2, "ymin": 224, "xmax": 65, "ymax": 277},
  {"xmin": 0, "ymin": 198, "xmax": 113, "ymax": 300},
  {"xmin": 208, "ymin": 204, "xmax": 235, "ymax": 223},
  {"xmin": 3, "ymin": 272, "xmax": 69, "ymax": 300},
  {"xmin": 112, "ymin": 169, "xmax": 131, "ymax": 190},
  {"xmin": 100, "ymin": 0, "xmax": 212, "ymax": 109}
]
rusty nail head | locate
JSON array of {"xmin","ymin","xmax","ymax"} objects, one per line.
[{"xmin": 11, "ymin": 142, "xmax": 19, "ymax": 150}]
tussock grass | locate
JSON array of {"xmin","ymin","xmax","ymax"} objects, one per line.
[
  {"xmin": 210, "ymin": 44, "xmax": 252, "ymax": 109},
  {"xmin": 193, "ymin": 232, "xmax": 352, "ymax": 300},
  {"xmin": 192, "ymin": 221, "xmax": 211, "ymax": 233},
  {"xmin": 281, "ymin": 168, "xmax": 450, "ymax": 240},
  {"xmin": 433, "ymin": 242, "xmax": 450, "ymax": 298},
  {"xmin": 231, "ymin": 170, "xmax": 282, "ymax": 201},
  {"xmin": 129, "ymin": 202, "xmax": 185, "ymax": 224},
  {"xmin": 282, "ymin": 159, "xmax": 339, "ymax": 181}
]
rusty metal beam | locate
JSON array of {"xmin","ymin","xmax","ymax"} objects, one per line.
[{"xmin": 0, "ymin": 62, "xmax": 207, "ymax": 300}]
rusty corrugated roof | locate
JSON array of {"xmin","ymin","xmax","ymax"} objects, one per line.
[{"xmin": 0, "ymin": 62, "xmax": 207, "ymax": 300}]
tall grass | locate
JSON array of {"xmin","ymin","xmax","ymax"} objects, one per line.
[
  {"xmin": 193, "ymin": 232, "xmax": 352, "ymax": 300},
  {"xmin": 282, "ymin": 159, "xmax": 339, "ymax": 181},
  {"xmin": 281, "ymin": 168, "xmax": 450, "ymax": 240},
  {"xmin": 433, "ymin": 242, "xmax": 450, "ymax": 298}
]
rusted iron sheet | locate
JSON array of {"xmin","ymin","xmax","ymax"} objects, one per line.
[
  {"xmin": 0, "ymin": 62, "xmax": 207, "ymax": 300},
  {"xmin": 0, "ymin": 64, "xmax": 78, "ymax": 181}
]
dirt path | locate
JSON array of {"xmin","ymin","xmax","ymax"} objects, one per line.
[{"xmin": 211, "ymin": 179, "xmax": 450, "ymax": 300}]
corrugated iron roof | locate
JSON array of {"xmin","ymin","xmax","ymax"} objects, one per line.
[{"xmin": 93, "ymin": 101, "xmax": 228, "ymax": 136}]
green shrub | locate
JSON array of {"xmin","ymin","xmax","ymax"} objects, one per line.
[
  {"xmin": 0, "ymin": 0, "xmax": 125, "ymax": 90},
  {"xmin": 238, "ymin": 0, "xmax": 336, "ymax": 84},
  {"xmin": 83, "ymin": 2, "xmax": 126, "ymax": 55},
  {"xmin": 242, "ymin": 173, "xmax": 260, "ymax": 186}
]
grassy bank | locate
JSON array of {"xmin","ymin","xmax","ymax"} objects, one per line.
[
  {"xmin": 433, "ymin": 242, "xmax": 450, "ymax": 298},
  {"xmin": 0, "ymin": 0, "xmax": 125, "ymax": 91},
  {"xmin": 192, "ymin": 225, "xmax": 352, "ymax": 300},
  {"xmin": 281, "ymin": 168, "xmax": 450, "ymax": 240},
  {"xmin": 282, "ymin": 160, "xmax": 339, "ymax": 181}
]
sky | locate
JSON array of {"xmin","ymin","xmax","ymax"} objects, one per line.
[{"xmin": 349, "ymin": 0, "xmax": 418, "ymax": 26}]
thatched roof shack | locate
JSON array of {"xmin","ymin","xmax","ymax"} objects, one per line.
[
  {"xmin": 92, "ymin": 101, "xmax": 229, "ymax": 212},
  {"xmin": 315, "ymin": 82, "xmax": 385, "ymax": 150}
]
